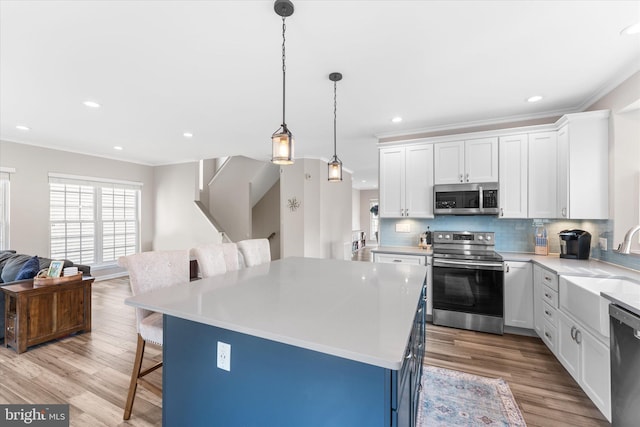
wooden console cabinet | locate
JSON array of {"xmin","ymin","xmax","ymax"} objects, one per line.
[{"xmin": 2, "ymin": 276, "xmax": 94, "ymax": 353}]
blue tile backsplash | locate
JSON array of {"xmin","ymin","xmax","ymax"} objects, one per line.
[{"xmin": 379, "ymin": 216, "xmax": 640, "ymax": 271}]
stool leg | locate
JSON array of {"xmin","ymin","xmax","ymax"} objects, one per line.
[{"xmin": 124, "ymin": 334, "xmax": 146, "ymax": 420}]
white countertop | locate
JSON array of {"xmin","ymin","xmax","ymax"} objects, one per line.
[
  {"xmin": 375, "ymin": 246, "xmax": 640, "ymax": 316},
  {"xmin": 125, "ymin": 257, "xmax": 427, "ymax": 370}
]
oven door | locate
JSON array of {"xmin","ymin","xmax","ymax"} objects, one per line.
[{"xmin": 432, "ymin": 261, "xmax": 504, "ymax": 317}]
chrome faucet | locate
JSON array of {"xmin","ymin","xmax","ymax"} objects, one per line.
[{"xmin": 615, "ymin": 224, "xmax": 640, "ymax": 254}]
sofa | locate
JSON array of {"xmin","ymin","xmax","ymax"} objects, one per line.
[{"xmin": 0, "ymin": 250, "xmax": 91, "ymax": 340}]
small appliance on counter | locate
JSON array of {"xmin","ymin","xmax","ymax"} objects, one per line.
[
  {"xmin": 559, "ymin": 229, "xmax": 591, "ymax": 259},
  {"xmin": 418, "ymin": 227, "xmax": 432, "ymax": 249}
]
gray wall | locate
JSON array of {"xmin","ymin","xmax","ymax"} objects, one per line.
[
  {"xmin": 153, "ymin": 162, "xmax": 222, "ymax": 251},
  {"xmin": 0, "ymin": 140, "xmax": 155, "ymax": 258},
  {"xmin": 252, "ymin": 180, "xmax": 281, "ymax": 260}
]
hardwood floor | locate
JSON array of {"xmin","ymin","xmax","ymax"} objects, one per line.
[{"xmin": 0, "ymin": 275, "xmax": 610, "ymax": 426}]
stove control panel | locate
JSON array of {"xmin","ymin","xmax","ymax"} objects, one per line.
[{"xmin": 433, "ymin": 231, "xmax": 495, "ymax": 246}]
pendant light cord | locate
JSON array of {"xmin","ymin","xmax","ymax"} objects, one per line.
[
  {"xmin": 281, "ymin": 17, "xmax": 287, "ymax": 126},
  {"xmin": 333, "ymin": 80, "xmax": 337, "ymax": 157}
]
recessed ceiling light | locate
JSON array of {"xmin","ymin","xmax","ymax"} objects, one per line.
[
  {"xmin": 361, "ymin": 180, "xmax": 367, "ymax": 183},
  {"xmin": 83, "ymin": 101, "xmax": 101, "ymax": 108},
  {"xmin": 113, "ymin": 146, "xmax": 123, "ymax": 151},
  {"xmin": 391, "ymin": 116, "xmax": 403, "ymax": 123},
  {"xmin": 183, "ymin": 132, "xmax": 193, "ymax": 138},
  {"xmin": 621, "ymin": 22, "xmax": 640, "ymax": 36},
  {"xmin": 16, "ymin": 125, "xmax": 30, "ymax": 131},
  {"xmin": 527, "ymin": 95, "xmax": 543, "ymax": 103}
]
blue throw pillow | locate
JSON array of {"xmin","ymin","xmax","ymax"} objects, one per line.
[{"xmin": 15, "ymin": 256, "xmax": 40, "ymax": 280}]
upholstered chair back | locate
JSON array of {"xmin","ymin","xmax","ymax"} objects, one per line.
[
  {"xmin": 118, "ymin": 250, "xmax": 190, "ymax": 342},
  {"xmin": 190, "ymin": 243, "xmax": 230, "ymax": 278},
  {"xmin": 237, "ymin": 239, "xmax": 271, "ymax": 267}
]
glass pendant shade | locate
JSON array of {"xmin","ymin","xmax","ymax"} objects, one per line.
[
  {"xmin": 271, "ymin": 125, "xmax": 294, "ymax": 165},
  {"xmin": 328, "ymin": 155, "xmax": 343, "ymax": 182}
]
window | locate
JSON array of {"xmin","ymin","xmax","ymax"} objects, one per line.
[
  {"xmin": 0, "ymin": 170, "xmax": 10, "ymax": 250},
  {"xmin": 49, "ymin": 174, "xmax": 141, "ymax": 266},
  {"xmin": 370, "ymin": 199, "xmax": 379, "ymax": 243}
]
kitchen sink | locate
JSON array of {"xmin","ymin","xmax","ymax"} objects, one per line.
[{"xmin": 559, "ymin": 276, "xmax": 640, "ymax": 338}]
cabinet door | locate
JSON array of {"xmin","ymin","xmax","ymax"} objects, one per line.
[
  {"xmin": 434, "ymin": 141, "xmax": 464, "ymax": 184},
  {"xmin": 528, "ymin": 131, "xmax": 558, "ymax": 218},
  {"xmin": 581, "ymin": 330, "xmax": 611, "ymax": 420},
  {"xmin": 499, "ymin": 135, "xmax": 528, "ymax": 218},
  {"xmin": 465, "ymin": 137, "xmax": 498, "ymax": 183},
  {"xmin": 557, "ymin": 310, "xmax": 580, "ymax": 382},
  {"xmin": 405, "ymin": 144, "xmax": 434, "ymax": 218},
  {"xmin": 504, "ymin": 262, "xmax": 533, "ymax": 328},
  {"xmin": 27, "ymin": 293, "xmax": 55, "ymax": 341},
  {"xmin": 379, "ymin": 147, "xmax": 405, "ymax": 217},
  {"xmin": 557, "ymin": 126, "xmax": 569, "ymax": 218},
  {"xmin": 57, "ymin": 286, "xmax": 85, "ymax": 331}
]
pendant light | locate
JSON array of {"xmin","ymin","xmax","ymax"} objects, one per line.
[
  {"xmin": 328, "ymin": 72, "xmax": 343, "ymax": 182},
  {"xmin": 271, "ymin": 0, "xmax": 295, "ymax": 165}
]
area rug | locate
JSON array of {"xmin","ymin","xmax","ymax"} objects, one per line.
[{"xmin": 418, "ymin": 366, "xmax": 527, "ymax": 426}]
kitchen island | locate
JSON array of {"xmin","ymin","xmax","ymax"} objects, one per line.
[{"xmin": 125, "ymin": 257, "xmax": 427, "ymax": 427}]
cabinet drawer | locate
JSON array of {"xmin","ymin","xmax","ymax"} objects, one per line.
[
  {"xmin": 543, "ymin": 301, "xmax": 558, "ymax": 327},
  {"xmin": 542, "ymin": 320, "xmax": 557, "ymax": 354},
  {"xmin": 541, "ymin": 270, "xmax": 558, "ymax": 292},
  {"xmin": 374, "ymin": 253, "xmax": 425, "ymax": 265},
  {"xmin": 542, "ymin": 285, "xmax": 559, "ymax": 309}
]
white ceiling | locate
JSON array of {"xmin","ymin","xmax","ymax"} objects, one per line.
[{"xmin": 1, "ymin": 1, "xmax": 639, "ymax": 189}]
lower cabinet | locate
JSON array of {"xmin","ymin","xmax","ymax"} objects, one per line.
[
  {"xmin": 557, "ymin": 310, "xmax": 611, "ymax": 421},
  {"xmin": 393, "ymin": 284, "xmax": 426, "ymax": 427},
  {"xmin": 504, "ymin": 261, "xmax": 533, "ymax": 328}
]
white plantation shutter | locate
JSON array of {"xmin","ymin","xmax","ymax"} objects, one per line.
[{"xmin": 49, "ymin": 174, "xmax": 141, "ymax": 265}]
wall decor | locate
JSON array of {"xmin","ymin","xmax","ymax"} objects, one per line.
[{"xmin": 287, "ymin": 197, "xmax": 300, "ymax": 212}]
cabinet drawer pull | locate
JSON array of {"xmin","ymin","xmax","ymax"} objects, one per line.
[
  {"xmin": 465, "ymin": 173, "xmax": 469, "ymax": 182},
  {"xmin": 544, "ymin": 332, "xmax": 552, "ymax": 339},
  {"xmin": 570, "ymin": 326, "xmax": 577, "ymax": 340},
  {"xmin": 544, "ymin": 310, "xmax": 551, "ymax": 316},
  {"xmin": 575, "ymin": 329, "xmax": 582, "ymax": 344},
  {"xmin": 544, "ymin": 292, "xmax": 551, "ymax": 299},
  {"xmin": 393, "ymin": 259, "xmax": 402, "ymax": 263},
  {"xmin": 544, "ymin": 276, "xmax": 552, "ymax": 281},
  {"xmin": 459, "ymin": 174, "xmax": 463, "ymax": 183}
]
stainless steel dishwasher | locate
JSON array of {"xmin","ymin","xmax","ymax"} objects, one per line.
[{"xmin": 610, "ymin": 304, "xmax": 640, "ymax": 426}]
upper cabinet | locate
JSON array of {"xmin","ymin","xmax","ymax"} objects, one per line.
[
  {"xmin": 379, "ymin": 144, "xmax": 434, "ymax": 218},
  {"xmin": 434, "ymin": 137, "xmax": 498, "ymax": 184},
  {"xmin": 499, "ymin": 134, "xmax": 528, "ymax": 218},
  {"xmin": 556, "ymin": 110, "xmax": 609, "ymax": 219},
  {"xmin": 528, "ymin": 131, "xmax": 558, "ymax": 218}
]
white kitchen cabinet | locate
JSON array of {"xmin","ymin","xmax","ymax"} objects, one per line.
[
  {"xmin": 556, "ymin": 110, "xmax": 609, "ymax": 219},
  {"xmin": 379, "ymin": 144, "xmax": 434, "ymax": 218},
  {"xmin": 504, "ymin": 261, "xmax": 533, "ymax": 329},
  {"xmin": 434, "ymin": 137, "xmax": 498, "ymax": 184},
  {"xmin": 499, "ymin": 134, "xmax": 528, "ymax": 218},
  {"xmin": 557, "ymin": 310, "xmax": 611, "ymax": 421},
  {"xmin": 533, "ymin": 264, "xmax": 558, "ymax": 353},
  {"xmin": 528, "ymin": 131, "xmax": 558, "ymax": 218}
]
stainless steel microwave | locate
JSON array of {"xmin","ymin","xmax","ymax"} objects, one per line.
[{"xmin": 433, "ymin": 182, "xmax": 499, "ymax": 215}]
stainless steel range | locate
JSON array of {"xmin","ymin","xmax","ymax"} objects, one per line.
[{"xmin": 432, "ymin": 231, "xmax": 505, "ymax": 335}]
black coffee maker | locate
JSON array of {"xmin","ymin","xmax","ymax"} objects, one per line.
[{"xmin": 558, "ymin": 229, "xmax": 591, "ymax": 259}]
